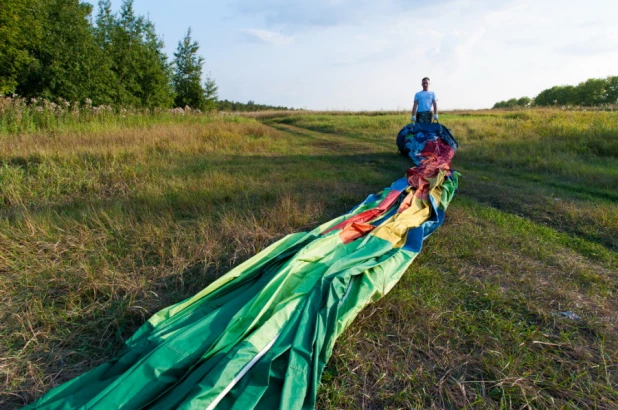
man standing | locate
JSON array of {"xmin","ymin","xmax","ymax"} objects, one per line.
[{"xmin": 411, "ymin": 77, "xmax": 438, "ymax": 123}]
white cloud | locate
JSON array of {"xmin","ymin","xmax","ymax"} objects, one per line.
[
  {"xmin": 238, "ymin": 28, "xmax": 293, "ymax": 45},
  {"xmin": 232, "ymin": 0, "xmax": 455, "ymax": 29}
]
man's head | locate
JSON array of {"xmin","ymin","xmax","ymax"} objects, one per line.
[{"xmin": 421, "ymin": 77, "xmax": 430, "ymax": 91}]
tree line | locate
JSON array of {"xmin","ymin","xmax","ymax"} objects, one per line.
[
  {"xmin": 1, "ymin": 0, "xmax": 227, "ymax": 111},
  {"xmin": 493, "ymin": 76, "xmax": 618, "ymax": 109},
  {"xmin": 217, "ymin": 100, "xmax": 295, "ymax": 112}
]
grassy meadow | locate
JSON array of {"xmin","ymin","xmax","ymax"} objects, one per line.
[{"xmin": 1, "ymin": 108, "xmax": 617, "ymax": 409}]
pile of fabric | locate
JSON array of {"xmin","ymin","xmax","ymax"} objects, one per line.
[
  {"xmin": 27, "ymin": 123, "xmax": 459, "ymax": 410},
  {"xmin": 396, "ymin": 122, "xmax": 458, "ymax": 166}
]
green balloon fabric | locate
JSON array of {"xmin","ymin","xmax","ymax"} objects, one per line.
[{"xmin": 25, "ymin": 125, "xmax": 459, "ymax": 410}]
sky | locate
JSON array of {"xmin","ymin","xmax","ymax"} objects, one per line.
[{"xmin": 87, "ymin": 0, "xmax": 618, "ymax": 110}]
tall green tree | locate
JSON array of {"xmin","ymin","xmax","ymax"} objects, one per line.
[
  {"xmin": 138, "ymin": 19, "xmax": 174, "ymax": 109},
  {"xmin": 577, "ymin": 78, "xmax": 606, "ymax": 106},
  {"xmin": 0, "ymin": 0, "xmax": 43, "ymax": 95},
  {"xmin": 13, "ymin": 0, "xmax": 105, "ymax": 102},
  {"xmin": 172, "ymin": 28, "xmax": 206, "ymax": 109},
  {"xmin": 535, "ymin": 85, "xmax": 577, "ymax": 106},
  {"xmin": 203, "ymin": 73, "xmax": 218, "ymax": 110},
  {"xmin": 2, "ymin": 0, "xmax": 188, "ymax": 108},
  {"xmin": 93, "ymin": 0, "xmax": 173, "ymax": 108},
  {"xmin": 605, "ymin": 76, "xmax": 618, "ymax": 105},
  {"xmin": 89, "ymin": 0, "xmax": 118, "ymax": 105},
  {"xmin": 105, "ymin": 0, "xmax": 144, "ymax": 106}
]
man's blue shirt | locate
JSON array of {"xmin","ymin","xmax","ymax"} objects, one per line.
[{"xmin": 414, "ymin": 91, "xmax": 437, "ymax": 112}]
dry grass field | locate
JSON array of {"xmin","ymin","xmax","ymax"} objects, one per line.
[{"xmin": 1, "ymin": 108, "xmax": 616, "ymax": 409}]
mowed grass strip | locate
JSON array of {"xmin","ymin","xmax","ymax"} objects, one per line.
[{"xmin": 1, "ymin": 109, "xmax": 617, "ymax": 409}]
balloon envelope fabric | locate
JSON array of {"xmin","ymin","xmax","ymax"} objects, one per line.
[{"xmin": 25, "ymin": 124, "xmax": 459, "ymax": 410}]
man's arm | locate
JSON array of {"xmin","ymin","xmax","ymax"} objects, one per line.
[
  {"xmin": 411, "ymin": 101, "xmax": 418, "ymax": 121},
  {"xmin": 432, "ymin": 99, "xmax": 438, "ymax": 116}
]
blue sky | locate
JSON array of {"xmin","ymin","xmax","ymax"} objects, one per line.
[{"xmin": 88, "ymin": 0, "xmax": 618, "ymax": 110}]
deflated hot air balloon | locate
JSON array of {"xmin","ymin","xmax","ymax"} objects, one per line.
[{"xmin": 25, "ymin": 122, "xmax": 459, "ymax": 410}]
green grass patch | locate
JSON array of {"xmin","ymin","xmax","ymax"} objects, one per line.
[{"xmin": 1, "ymin": 109, "xmax": 617, "ymax": 409}]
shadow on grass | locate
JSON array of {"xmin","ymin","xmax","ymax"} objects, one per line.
[
  {"xmin": 459, "ymin": 162, "xmax": 618, "ymax": 203},
  {"xmin": 2, "ymin": 152, "xmax": 411, "ymax": 223},
  {"xmin": 1, "ymin": 259, "xmax": 224, "ymax": 409}
]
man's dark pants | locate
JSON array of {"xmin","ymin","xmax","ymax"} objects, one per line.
[{"xmin": 416, "ymin": 111, "xmax": 433, "ymax": 123}]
